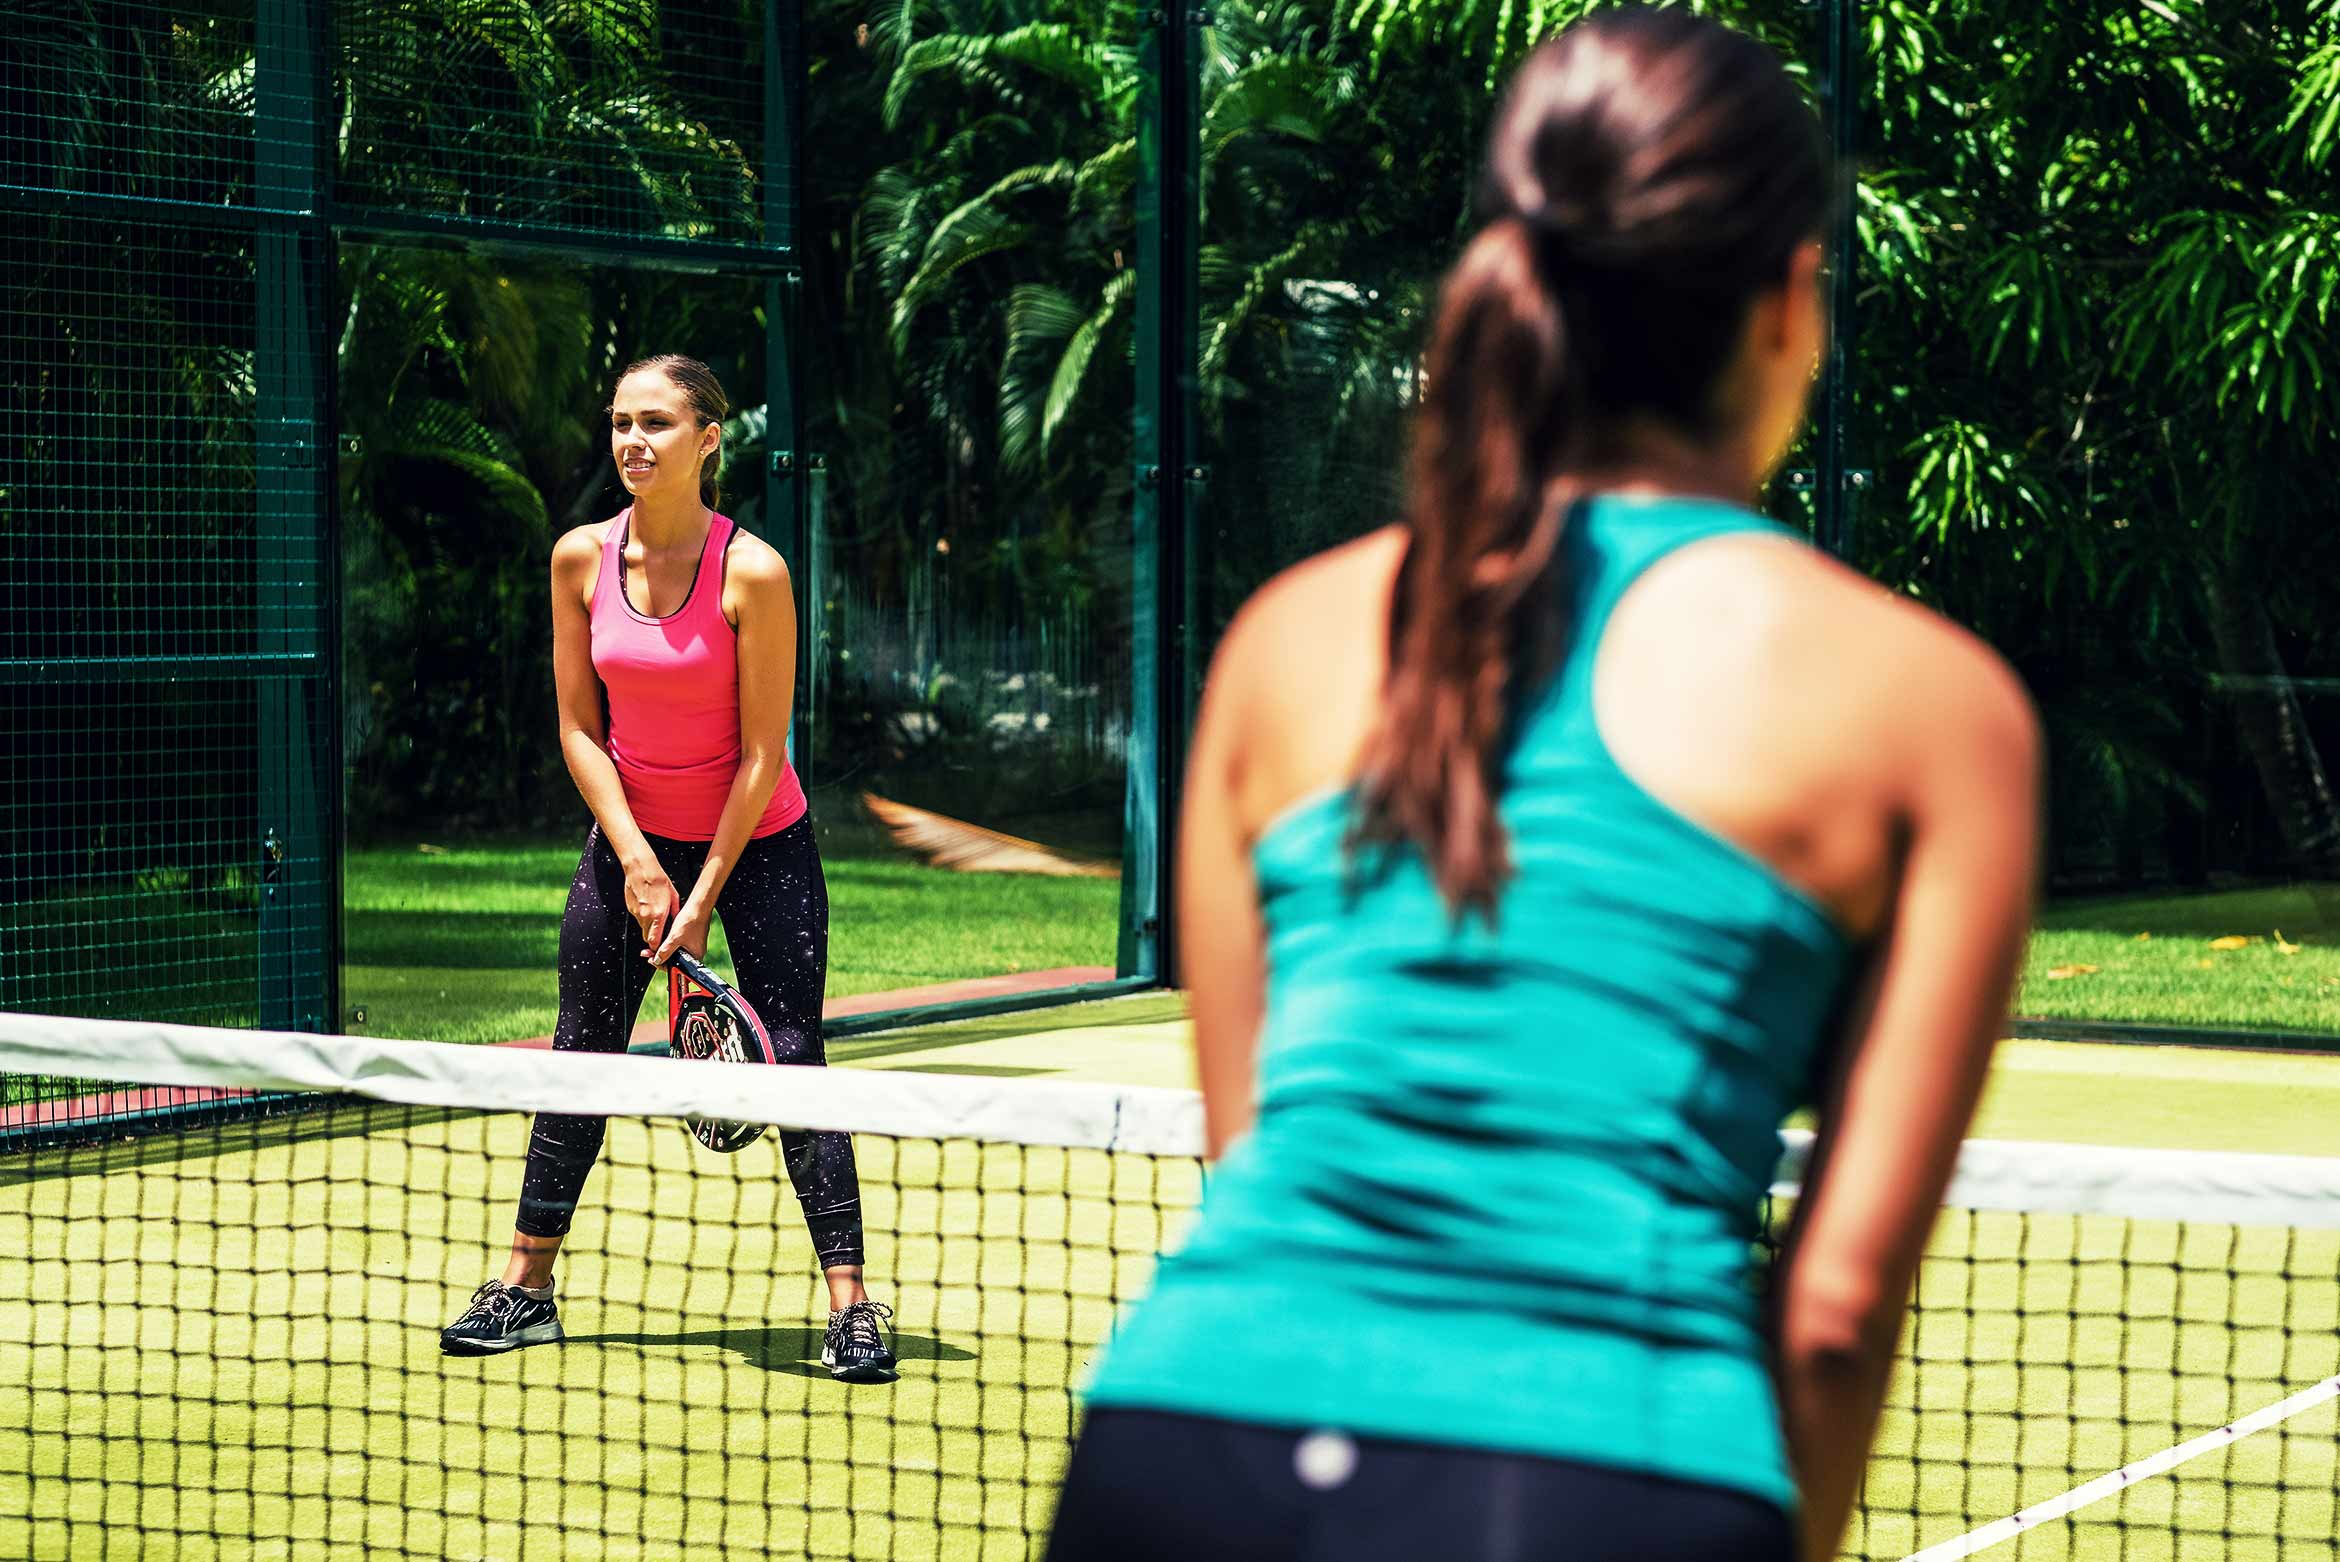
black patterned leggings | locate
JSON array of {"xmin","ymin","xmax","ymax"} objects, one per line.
[{"xmin": 514, "ymin": 815, "xmax": 865, "ymax": 1269}]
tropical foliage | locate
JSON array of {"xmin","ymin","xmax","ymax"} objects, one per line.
[
  {"xmin": 13, "ymin": 0, "xmax": 2340, "ymax": 903},
  {"xmin": 1844, "ymin": 0, "xmax": 2340, "ymax": 892}
]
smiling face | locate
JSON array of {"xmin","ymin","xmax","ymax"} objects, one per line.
[{"xmin": 609, "ymin": 368, "xmax": 718, "ymax": 502}]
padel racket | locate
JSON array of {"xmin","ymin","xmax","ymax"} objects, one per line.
[{"xmin": 666, "ymin": 948, "xmax": 777, "ymax": 1153}]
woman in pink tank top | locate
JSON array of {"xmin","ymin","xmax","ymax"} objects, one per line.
[{"xmin": 440, "ymin": 355, "xmax": 894, "ymax": 1381}]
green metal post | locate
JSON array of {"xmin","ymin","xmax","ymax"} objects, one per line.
[
  {"xmin": 1813, "ymin": 0, "xmax": 1864, "ymax": 556},
  {"xmin": 1123, "ymin": 5, "xmax": 1204, "ymax": 984},
  {"xmin": 766, "ymin": 0, "xmax": 813, "ymax": 777},
  {"xmin": 253, "ymin": 0, "xmax": 334, "ymax": 1032}
]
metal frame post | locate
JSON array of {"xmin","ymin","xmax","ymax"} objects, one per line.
[
  {"xmin": 1123, "ymin": 5, "xmax": 1204, "ymax": 984},
  {"xmin": 765, "ymin": 0, "xmax": 814, "ymax": 776},
  {"xmin": 253, "ymin": 0, "xmax": 336, "ymax": 1032},
  {"xmin": 1813, "ymin": 0, "xmax": 1864, "ymax": 556}
]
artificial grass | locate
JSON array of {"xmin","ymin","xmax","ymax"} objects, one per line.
[
  {"xmin": 4, "ymin": 1092, "xmax": 2333, "ymax": 1560},
  {"xmin": 348, "ymin": 843, "xmax": 2340, "ymax": 1047},
  {"xmin": 1848, "ymin": 1207, "xmax": 2340, "ymax": 1560},
  {"xmin": 1971, "ymin": 1040, "xmax": 2340, "ymax": 1156},
  {"xmin": 343, "ymin": 840, "xmax": 1121, "ymax": 1045},
  {"xmin": 0, "ymin": 1105, "xmax": 1197, "ymax": 1560},
  {"xmin": 2022, "ymin": 884, "xmax": 2340, "ymax": 1035},
  {"xmin": 851, "ymin": 996, "xmax": 2340, "ymax": 1158}
]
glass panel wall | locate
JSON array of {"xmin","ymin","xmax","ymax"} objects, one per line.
[
  {"xmin": 1190, "ymin": 2, "xmax": 1823, "ymax": 673},
  {"xmin": 336, "ymin": 248, "xmax": 770, "ymax": 1043},
  {"xmin": 797, "ymin": 0, "xmax": 1137, "ymax": 1010},
  {"xmin": 1846, "ymin": 5, "xmax": 2340, "ymax": 1042}
]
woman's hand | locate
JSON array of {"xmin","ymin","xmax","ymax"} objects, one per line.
[
  {"xmin": 623, "ymin": 854, "xmax": 680, "ymax": 954},
  {"xmin": 650, "ymin": 893, "xmax": 714, "ymax": 967}
]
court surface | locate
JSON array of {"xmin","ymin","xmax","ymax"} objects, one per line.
[{"xmin": 5, "ymin": 997, "xmax": 2336, "ymax": 1560}]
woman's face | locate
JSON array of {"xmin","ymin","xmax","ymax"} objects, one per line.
[{"xmin": 610, "ymin": 369, "xmax": 715, "ymax": 502}]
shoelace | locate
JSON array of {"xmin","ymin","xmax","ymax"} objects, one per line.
[
  {"xmin": 463, "ymin": 1282, "xmax": 523, "ymax": 1324},
  {"xmin": 835, "ymin": 1300, "xmax": 893, "ymax": 1350}
]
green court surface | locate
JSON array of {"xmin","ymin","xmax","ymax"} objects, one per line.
[
  {"xmin": 839, "ymin": 994, "xmax": 2340, "ymax": 1158},
  {"xmin": 6, "ymin": 999, "xmax": 2338, "ymax": 1560},
  {"xmin": 0, "ymin": 1105, "xmax": 1199, "ymax": 1561},
  {"xmin": 341, "ymin": 840, "xmax": 1122, "ymax": 1045},
  {"xmin": 1851, "ymin": 1204, "xmax": 2339, "ymax": 1560}
]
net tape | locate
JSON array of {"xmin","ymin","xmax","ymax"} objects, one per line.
[{"xmin": 7, "ymin": 1012, "xmax": 2340, "ymax": 1232}]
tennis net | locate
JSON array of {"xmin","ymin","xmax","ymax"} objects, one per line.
[{"xmin": 1, "ymin": 1012, "xmax": 2335, "ymax": 1561}]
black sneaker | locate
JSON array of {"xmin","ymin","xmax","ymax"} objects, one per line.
[
  {"xmin": 440, "ymin": 1280, "xmax": 564, "ymax": 1356},
  {"xmin": 823, "ymin": 1300, "xmax": 897, "ymax": 1382}
]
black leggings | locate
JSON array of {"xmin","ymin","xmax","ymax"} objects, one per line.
[
  {"xmin": 1046, "ymin": 1409, "xmax": 1798, "ymax": 1562},
  {"xmin": 514, "ymin": 816, "xmax": 865, "ymax": 1269}
]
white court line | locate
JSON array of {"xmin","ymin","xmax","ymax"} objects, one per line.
[{"xmin": 1902, "ymin": 1374, "xmax": 2340, "ymax": 1561}]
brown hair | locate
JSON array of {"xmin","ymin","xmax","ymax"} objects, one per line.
[
  {"xmin": 619, "ymin": 353, "xmax": 729, "ymax": 510},
  {"xmin": 1350, "ymin": 7, "xmax": 1832, "ymax": 923}
]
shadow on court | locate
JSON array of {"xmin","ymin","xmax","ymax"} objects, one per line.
[{"xmin": 566, "ymin": 1324, "xmax": 974, "ymax": 1379}]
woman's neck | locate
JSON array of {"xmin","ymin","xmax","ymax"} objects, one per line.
[
  {"xmin": 629, "ymin": 489, "xmax": 709, "ymax": 550},
  {"xmin": 1559, "ymin": 417, "xmax": 1760, "ymax": 509}
]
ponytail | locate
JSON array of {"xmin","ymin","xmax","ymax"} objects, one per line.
[
  {"xmin": 1350, "ymin": 218, "xmax": 1577, "ymax": 924},
  {"xmin": 1345, "ymin": 10, "xmax": 1829, "ymax": 924}
]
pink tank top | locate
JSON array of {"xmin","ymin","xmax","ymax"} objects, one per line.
[{"xmin": 588, "ymin": 509, "xmax": 808, "ymax": 841}]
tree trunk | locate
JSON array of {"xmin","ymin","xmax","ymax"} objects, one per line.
[{"xmin": 2203, "ymin": 571, "xmax": 2340, "ymax": 922}]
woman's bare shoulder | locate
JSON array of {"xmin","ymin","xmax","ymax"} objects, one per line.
[
  {"xmin": 721, "ymin": 523, "xmax": 789, "ymax": 584},
  {"xmin": 554, "ymin": 521, "xmax": 610, "ymax": 562},
  {"xmin": 550, "ymin": 522, "xmax": 608, "ymax": 600},
  {"xmin": 1642, "ymin": 533, "xmax": 2036, "ymax": 774},
  {"xmin": 1220, "ymin": 526, "xmax": 1407, "ymax": 665}
]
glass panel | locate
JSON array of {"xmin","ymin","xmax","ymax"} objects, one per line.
[
  {"xmin": 1848, "ymin": 5, "xmax": 2340, "ymax": 1042},
  {"xmin": 800, "ymin": 0, "xmax": 1135, "ymax": 1011},
  {"xmin": 1191, "ymin": 6, "xmax": 1829, "ymax": 679},
  {"xmin": 336, "ymin": 248, "xmax": 768, "ymax": 1043}
]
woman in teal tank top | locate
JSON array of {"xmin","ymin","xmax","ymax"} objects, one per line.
[{"xmin": 1049, "ymin": 11, "xmax": 2042, "ymax": 1562}]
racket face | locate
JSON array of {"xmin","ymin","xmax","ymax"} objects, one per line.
[{"xmin": 671, "ymin": 985, "xmax": 772, "ymax": 1153}]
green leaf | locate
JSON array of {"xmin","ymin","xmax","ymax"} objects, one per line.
[{"xmin": 885, "ymin": 25, "xmax": 1110, "ymax": 131}]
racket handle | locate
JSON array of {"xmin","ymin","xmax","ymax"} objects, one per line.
[{"xmin": 669, "ymin": 948, "xmax": 726, "ymax": 997}]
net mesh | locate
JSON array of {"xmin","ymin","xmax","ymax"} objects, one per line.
[{"xmin": 2, "ymin": 1015, "xmax": 2336, "ymax": 1561}]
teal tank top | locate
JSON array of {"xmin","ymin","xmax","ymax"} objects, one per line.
[{"xmin": 1083, "ymin": 495, "xmax": 1856, "ymax": 1514}]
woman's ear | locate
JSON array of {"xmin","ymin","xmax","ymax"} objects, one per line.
[{"xmin": 1760, "ymin": 241, "xmax": 1824, "ymax": 355}]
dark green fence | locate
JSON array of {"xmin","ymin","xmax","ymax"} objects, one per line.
[{"xmin": 3, "ymin": 0, "xmax": 334, "ymax": 1042}]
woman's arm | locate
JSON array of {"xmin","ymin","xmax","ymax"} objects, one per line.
[
  {"xmin": 552, "ymin": 526, "xmax": 677, "ymax": 951},
  {"xmin": 1179, "ymin": 611, "xmax": 1271, "ymax": 1161},
  {"xmin": 1772, "ymin": 647, "xmax": 2041, "ymax": 1562},
  {"xmin": 653, "ymin": 538, "xmax": 797, "ymax": 964}
]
